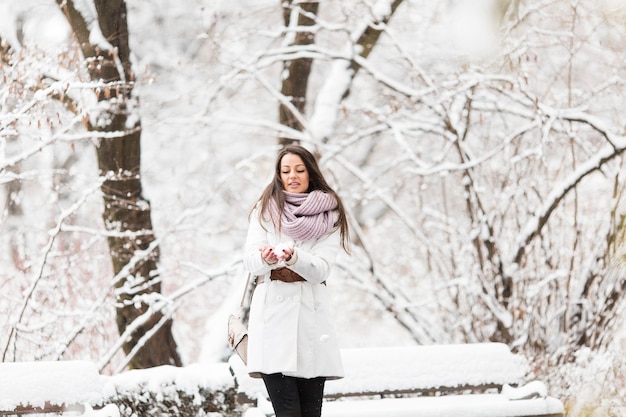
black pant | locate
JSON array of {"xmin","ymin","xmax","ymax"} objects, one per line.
[{"xmin": 261, "ymin": 373, "xmax": 326, "ymax": 417}]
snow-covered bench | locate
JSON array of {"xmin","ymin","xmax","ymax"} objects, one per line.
[
  {"xmin": 229, "ymin": 343, "xmax": 564, "ymax": 417},
  {"xmin": 0, "ymin": 360, "xmax": 119, "ymax": 417}
]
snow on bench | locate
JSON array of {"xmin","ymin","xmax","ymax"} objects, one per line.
[
  {"xmin": 229, "ymin": 343, "xmax": 564, "ymax": 417},
  {"xmin": 0, "ymin": 360, "xmax": 119, "ymax": 417},
  {"xmin": 325, "ymin": 343, "xmax": 529, "ymax": 398}
]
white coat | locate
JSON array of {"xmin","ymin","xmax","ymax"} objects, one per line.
[{"xmin": 243, "ymin": 207, "xmax": 344, "ymax": 380}]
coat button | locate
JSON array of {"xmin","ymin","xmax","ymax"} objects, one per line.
[
  {"xmin": 276, "ymin": 295, "xmax": 284, "ymax": 302},
  {"xmin": 293, "ymin": 296, "xmax": 300, "ymax": 302}
]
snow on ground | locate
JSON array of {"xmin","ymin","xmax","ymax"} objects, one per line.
[{"xmin": 0, "ymin": 344, "xmax": 564, "ymax": 417}]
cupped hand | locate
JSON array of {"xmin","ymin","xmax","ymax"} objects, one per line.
[
  {"xmin": 278, "ymin": 246, "xmax": 294, "ymax": 262},
  {"xmin": 259, "ymin": 245, "xmax": 279, "ymax": 264},
  {"xmin": 274, "ymin": 242, "xmax": 295, "ymax": 262}
]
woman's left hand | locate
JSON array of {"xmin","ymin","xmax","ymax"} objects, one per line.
[{"xmin": 280, "ymin": 247, "xmax": 294, "ymax": 262}]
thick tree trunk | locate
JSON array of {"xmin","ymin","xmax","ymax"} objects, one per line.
[
  {"xmin": 97, "ymin": 122, "xmax": 181, "ymax": 369},
  {"xmin": 278, "ymin": 1, "xmax": 319, "ymax": 146},
  {"xmin": 57, "ymin": 0, "xmax": 182, "ymax": 369}
]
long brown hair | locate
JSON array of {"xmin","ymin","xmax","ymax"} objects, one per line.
[{"xmin": 254, "ymin": 145, "xmax": 350, "ymax": 252}]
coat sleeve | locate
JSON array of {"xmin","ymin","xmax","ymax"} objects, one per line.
[
  {"xmin": 286, "ymin": 225, "xmax": 341, "ymax": 285},
  {"xmin": 243, "ymin": 207, "xmax": 275, "ymax": 276}
]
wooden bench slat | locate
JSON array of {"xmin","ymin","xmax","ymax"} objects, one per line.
[{"xmin": 0, "ymin": 403, "xmax": 85, "ymax": 415}]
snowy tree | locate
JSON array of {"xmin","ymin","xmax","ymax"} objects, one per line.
[
  {"xmin": 276, "ymin": 0, "xmax": 404, "ymax": 146},
  {"xmin": 245, "ymin": 0, "xmax": 626, "ymax": 368},
  {"xmin": 51, "ymin": 0, "xmax": 182, "ymax": 368},
  {"xmin": 0, "ymin": 0, "xmax": 181, "ymax": 369}
]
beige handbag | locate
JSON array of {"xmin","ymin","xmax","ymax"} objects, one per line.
[
  {"xmin": 228, "ymin": 273, "xmax": 253, "ymax": 364},
  {"xmin": 228, "ymin": 314, "xmax": 248, "ymax": 364}
]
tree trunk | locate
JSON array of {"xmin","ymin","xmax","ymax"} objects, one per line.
[
  {"xmin": 278, "ymin": 1, "xmax": 319, "ymax": 146},
  {"xmin": 348, "ymin": 0, "xmax": 404, "ymax": 76},
  {"xmin": 57, "ymin": 0, "xmax": 182, "ymax": 369}
]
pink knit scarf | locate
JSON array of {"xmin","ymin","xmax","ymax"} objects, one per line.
[{"xmin": 278, "ymin": 190, "xmax": 338, "ymax": 241}]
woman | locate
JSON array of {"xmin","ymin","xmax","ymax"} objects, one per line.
[{"xmin": 243, "ymin": 145, "xmax": 350, "ymax": 417}]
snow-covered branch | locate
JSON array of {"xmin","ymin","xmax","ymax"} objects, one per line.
[
  {"xmin": 512, "ymin": 133, "xmax": 626, "ymax": 266},
  {"xmin": 2, "ymin": 179, "xmax": 104, "ymax": 361}
]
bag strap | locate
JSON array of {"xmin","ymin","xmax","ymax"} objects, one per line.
[
  {"xmin": 239, "ymin": 272, "xmax": 252, "ymax": 308},
  {"xmin": 236, "ymin": 272, "xmax": 256, "ymax": 324}
]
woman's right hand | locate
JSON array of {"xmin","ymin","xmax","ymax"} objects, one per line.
[{"xmin": 259, "ymin": 245, "xmax": 279, "ymax": 265}]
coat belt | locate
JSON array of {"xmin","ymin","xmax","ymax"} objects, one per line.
[
  {"xmin": 256, "ymin": 268, "xmax": 325, "ymax": 285},
  {"xmin": 270, "ymin": 267, "xmax": 306, "ymax": 283}
]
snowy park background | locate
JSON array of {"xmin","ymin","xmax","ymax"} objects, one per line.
[{"xmin": 2, "ymin": 0, "xmax": 626, "ymax": 416}]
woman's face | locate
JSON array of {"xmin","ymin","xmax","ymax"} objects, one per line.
[{"xmin": 280, "ymin": 153, "xmax": 310, "ymax": 193}]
